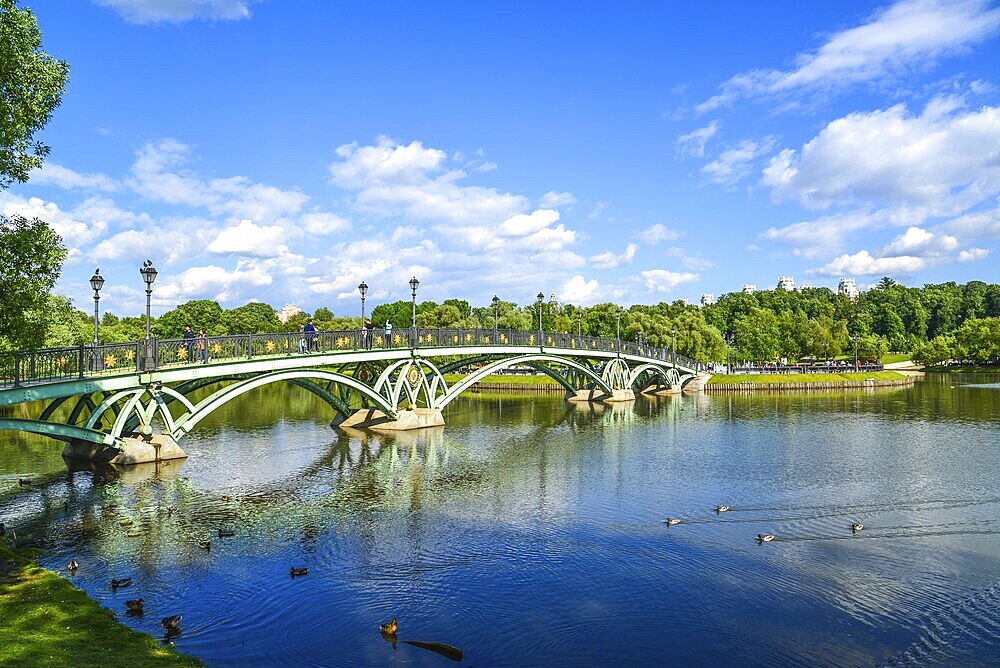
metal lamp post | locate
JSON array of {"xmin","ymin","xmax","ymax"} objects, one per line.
[
  {"xmin": 358, "ymin": 281, "xmax": 368, "ymax": 322},
  {"xmin": 851, "ymin": 334, "xmax": 860, "ymax": 369},
  {"xmin": 492, "ymin": 295, "xmax": 500, "ymax": 333},
  {"xmin": 139, "ymin": 260, "xmax": 158, "ymax": 371},
  {"xmin": 615, "ymin": 306, "xmax": 622, "ymax": 349},
  {"xmin": 409, "ymin": 276, "xmax": 420, "ymax": 343},
  {"xmin": 90, "ymin": 268, "xmax": 105, "ymax": 371},
  {"xmin": 90, "ymin": 268, "xmax": 104, "ymax": 346},
  {"xmin": 577, "ymin": 311, "xmax": 582, "ymax": 337},
  {"xmin": 536, "ymin": 292, "xmax": 544, "ymax": 343}
]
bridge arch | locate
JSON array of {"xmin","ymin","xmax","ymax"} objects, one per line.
[
  {"xmin": 437, "ymin": 354, "xmax": 614, "ymax": 410},
  {"xmin": 173, "ymin": 369, "xmax": 397, "ymax": 438}
]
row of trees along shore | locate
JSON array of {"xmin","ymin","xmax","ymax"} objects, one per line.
[{"xmin": 4, "ymin": 235, "xmax": 998, "ymax": 367}]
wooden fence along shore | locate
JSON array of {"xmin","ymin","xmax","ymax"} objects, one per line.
[
  {"xmin": 465, "ymin": 382, "xmax": 566, "ymax": 394},
  {"xmin": 704, "ymin": 377, "xmax": 916, "ymax": 393}
]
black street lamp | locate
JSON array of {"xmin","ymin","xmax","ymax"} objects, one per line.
[
  {"xmin": 358, "ymin": 281, "xmax": 368, "ymax": 323},
  {"xmin": 89, "ymin": 268, "xmax": 104, "ymax": 347},
  {"xmin": 492, "ymin": 295, "xmax": 500, "ymax": 333},
  {"xmin": 851, "ymin": 334, "xmax": 860, "ymax": 369},
  {"xmin": 615, "ymin": 306, "xmax": 622, "ymax": 350},
  {"xmin": 409, "ymin": 276, "xmax": 420, "ymax": 338},
  {"xmin": 672, "ymin": 327, "xmax": 677, "ymax": 353},
  {"xmin": 577, "ymin": 310, "xmax": 582, "ymax": 337},
  {"xmin": 536, "ymin": 292, "xmax": 545, "ymax": 343},
  {"xmin": 139, "ymin": 260, "xmax": 157, "ymax": 371},
  {"xmin": 89, "ymin": 268, "xmax": 105, "ymax": 371}
]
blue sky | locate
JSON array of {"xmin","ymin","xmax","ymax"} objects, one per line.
[{"xmin": 6, "ymin": 0, "xmax": 1000, "ymax": 316}]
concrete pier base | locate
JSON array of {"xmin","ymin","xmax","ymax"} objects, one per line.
[
  {"xmin": 567, "ymin": 388, "xmax": 611, "ymax": 403},
  {"xmin": 339, "ymin": 407, "xmax": 445, "ymax": 431},
  {"xmin": 603, "ymin": 388, "xmax": 636, "ymax": 402},
  {"xmin": 682, "ymin": 372, "xmax": 712, "ymax": 394},
  {"xmin": 63, "ymin": 434, "xmax": 188, "ymax": 466}
]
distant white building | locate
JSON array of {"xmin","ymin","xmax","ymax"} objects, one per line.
[
  {"xmin": 742, "ymin": 284, "xmax": 757, "ymax": 294},
  {"xmin": 777, "ymin": 276, "xmax": 795, "ymax": 291},
  {"xmin": 700, "ymin": 293, "xmax": 715, "ymax": 307},
  {"xmin": 276, "ymin": 304, "xmax": 303, "ymax": 323},
  {"xmin": 838, "ymin": 277, "xmax": 859, "ymax": 301}
]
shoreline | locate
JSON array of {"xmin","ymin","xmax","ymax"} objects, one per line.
[{"xmin": 0, "ymin": 541, "xmax": 201, "ymax": 667}]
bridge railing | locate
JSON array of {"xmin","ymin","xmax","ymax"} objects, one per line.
[{"xmin": 0, "ymin": 327, "xmax": 701, "ymax": 388}]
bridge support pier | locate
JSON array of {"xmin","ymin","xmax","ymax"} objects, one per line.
[
  {"xmin": 339, "ymin": 408, "xmax": 445, "ymax": 431},
  {"xmin": 63, "ymin": 434, "xmax": 188, "ymax": 466}
]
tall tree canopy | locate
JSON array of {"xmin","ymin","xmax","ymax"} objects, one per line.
[
  {"xmin": 0, "ymin": 214, "xmax": 66, "ymax": 350},
  {"xmin": 0, "ymin": 0, "xmax": 69, "ymax": 187}
]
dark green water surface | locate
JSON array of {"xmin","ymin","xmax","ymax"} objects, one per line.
[{"xmin": 2, "ymin": 373, "xmax": 999, "ymax": 666}]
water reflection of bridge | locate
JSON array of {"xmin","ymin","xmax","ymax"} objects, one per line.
[{"xmin": 0, "ymin": 328, "xmax": 702, "ymax": 465}]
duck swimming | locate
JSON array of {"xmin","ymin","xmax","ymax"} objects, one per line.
[
  {"xmin": 125, "ymin": 599, "xmax": 144, "ymax": 612},
  {"xmin": 161, "ymin": 615, "xmax": 182, "ymax": 630},
  {"xmin": 198, "ymin": 540, "xmax": 211, "ymax": 550},
  {"xmin": 18, "ymin": 478, "xmax": 30, "ymax": 486},
  {"xmin": 221, "ymin": 495, "xmax": 231, "ymax": 502},
  {"xmin": 289, "ymin": 567, "xmax": 309, "ymax": 577},
  {"xmin": 379, "ymin": 618, "xmax": 398, "ymax": 635},
  {"xmin": 664, "ymin": 518, "xmax": 683, "ymax": 526},
  {"xmin": 851, "ymin": 523, "xmax": 864, "ymax": 532},
  {"xmin": 218, "ymin": 528, "xmax": 235, "ymax": 538},
  {"xmin": 67, "ymin": 560, "xmax": 79, "ymax": 572},
  {"xmin": 111, "ymin": 578, "xmax": 132, "ymax": 589},
  {"xmin": 715, "ymin": 505, "xmax": 730, "ymax": 513},
  {"xmin": 756, "ymin": 534, "xmax": 775, "ymax": 543}
]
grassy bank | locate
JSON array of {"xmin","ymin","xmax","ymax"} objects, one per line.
[
  {"xmin": 922, "ymin": 365, "xmax": 1000, "ymax": 373},
  {"xmin": 0, "ymin": 542, "xmax": 200, "ymax": 668},
  {"xmin": 706, "ymin": 370, "xmax": 907, "ymax": 385}
]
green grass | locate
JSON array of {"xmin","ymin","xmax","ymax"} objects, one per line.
[
  {"xmin": 881, "ymin": 353, "xmax": 911, "ymax": 364},
  {"xmin": 923, "ymin": 365, "xmax": 1000, "ymax": 373},
  {"xmin": 0, "ymin": 542, "xmax": 201, "ymax": 668},
  {"xmin": 443, "ymin": 373, "xmax": 559, "ymax": 385},
  {"xmin": 706, "ymin": 370, "xmax": 907, "ymax": 385}
]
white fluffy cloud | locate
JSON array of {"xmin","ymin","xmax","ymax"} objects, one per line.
[
  {"xmin": 31, "ymin": 163, "xmax": 119, "ymax": 192},
  {"xmin": 698, "ymin": 0, "xmax": 1000, "ymax": 111},
  {"xmin": 95, "ymin": 0, "xmax": 252, "ymax": 24},
  {"xmin": 703, "ymin": 137, "xmax": 775, "ymax": 186},
  {"xmin": 560, "ymin": 275, "xmax": 600, "ymax": 304},
  {"xmin": 814, "ymin": 250, "xmax": 926, "ymax": 276},
  {"xmin": 640, "ymin": 269, "xmax": 700, "ymax": 292},
  {"xmin": 0, "ymin": 194, "xmax": 108, "ymax": 249},
  {"xmin": 207, "ymin": 219, "xmax": 287, "ymax": 257},
  {"xmin": 676, "ymin": 121, "xmax": 719, "ymax": 158},
  {"xmin": 591, "ymin": 243, "xmax": 637, "ymax": 270},
  {"xmin": 636, "ymin": 223, "xmax": 682, "ymax": 245},
  {"xmin": 330, "ymin": 137, "xmax": 526, "ymax": 224},
  {"xmin": 762, "ymin": 99, "xmax": 1000, "ymax": 211},
  {"xmin": 539, "ymin": 191, "xmax": 577, "ymax": 208},
  {"xmin": 880, "ymin": 226, "xmax": 958, "ymax": 256}
]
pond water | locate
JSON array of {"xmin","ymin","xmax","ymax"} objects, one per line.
[{"xmin": 2, "ymin": 373, "xmax": 1000, "ymax": 666}]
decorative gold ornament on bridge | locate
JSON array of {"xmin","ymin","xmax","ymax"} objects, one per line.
[
  {"xmin": 336, "ymin": 337, "xmax": 349, "ymax": 348},
  {"xmin": 529, "ymin": 335, "xmax": 536, "ymax": 345},
  {"xmin": 406, "ymin": 365, "xmax": 421, "ymax": 388},
  {"xmin": 547, "ymin": 336, "xmax": 553, "ymax": 345},
  {"xmin": 393, "ymin": 335, "xmax": 402, "ymax": 345},
  {"xmin": 105, "ymin": 354, "xmax": 117, "ymax": 368},
  {"xmin": 374, "ymin": 336, "xmax": 384, "ymax": 346},
  {"xmin": 465, "ymin": 334, "xmax": 472, "ymax": 343},
  {"xmin": 265, "ymin": 340, "xmax": 276, "ymax": 353},
  {"xmin": 211, "ymin": 343, "xmax": 222, "ymax": 355},
  {"xmin": 124, "ymin": 349, "xmax": 135, "ymax": 362},
  {"xmin": 55, "ymin": 356, "xmax": 68, "ymax": 369},
  {"xmin": 177, "ymin": 347, "xmax": 188, "ymax": 360}
]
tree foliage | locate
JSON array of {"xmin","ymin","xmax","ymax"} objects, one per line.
[
  {"xmin": 0, "ymin": 0, "xmax": 69, "ymax": 187},
  {"xmin": 0, "ymin": 214, "xmax": 67, "ymax": 351}
]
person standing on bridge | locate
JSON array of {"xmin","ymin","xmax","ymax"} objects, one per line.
[
  {"xmin": 304, "ymin": 319, "xmax": 318, "ymax": 351},
  {"xmin": 298, "ymin": 324, "xmax": 307, "ymax": 354},
  {"xmin": 182, "ymin": 325, "xmax": 195, "ymax": 361},
  {"xmin": 385, "ymin": 321, "xmax": 392, "ymax": 348}
]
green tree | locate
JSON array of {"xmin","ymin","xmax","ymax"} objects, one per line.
[
  {"xmin": 733, "ymin": 308, "xmax": 780, "ymax": 363},
  {"xmin": 43, "ymin": 294, "xmax": 91, "ymax": 347},
  {"xmin": 221, "ymin": 302, "xmax": 281, "ymax": 333},
  {"xmin": 0, "ymin": 214, "xmax": 67, "ymax": 351},
  {"xmin": 152, "ymin": 299, "xmax": 224, "ymax": 338},
  {"xmin": 0, "ymin": 0, "xmax": 69, "ymax": 187}
]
